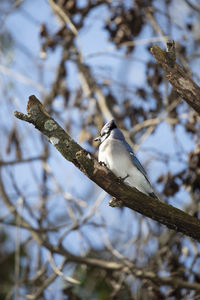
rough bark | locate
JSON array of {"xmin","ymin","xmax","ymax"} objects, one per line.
[
  {"xmin": 14, "ymin": 95, "xmax": 200, "ymax": 241},
  {"xmin": 151, "ymin": 43, "xmax": 200, "ymax": 115}
]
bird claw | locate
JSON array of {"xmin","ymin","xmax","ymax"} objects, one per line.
[
  {"xmin": 117, "ymin": 174, "xmax": 129, "ymax": 183},
  {"xmin": 109, "ymin": 197, "xmax": 123, "ymax": 207},
  {"xmin": 99, "ymin": 161, "xmax": 107, "ymax": 167}
]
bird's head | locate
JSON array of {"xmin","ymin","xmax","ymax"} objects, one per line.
[{"xmin": 94, "ymin": 120, "xmax": 122, "ymax": 143}]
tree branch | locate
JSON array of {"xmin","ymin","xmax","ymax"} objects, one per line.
[
  {"xmin": 14, "ymin": 95, "xmax": 200, "ymax": 241},
  {"xmin": 151, "ymin": 42, "xmax": 200, "ymax": 115},
  {"xmin": 38, "ymin": 240, "xmax": 200, "ymax": 293}
]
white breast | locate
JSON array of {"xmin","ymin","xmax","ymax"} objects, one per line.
[{"xmin": 98, "ymin": 137, "xmax": 154, "ymax": 195}]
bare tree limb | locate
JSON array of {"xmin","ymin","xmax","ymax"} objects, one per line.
[
  {"xmin": 151, "ymin": 42, "xmax": 200, "ymax": 115},
  {"xmin": 14, "ymin": 95, "xmax": 200, "ymax": 241},
  {"xmin": 0, "ymin": 156, "xmax": 45, "ymax": 166},
  {"xmin": 43, "ymin": 241, "xmax": 200, "ymax": 292},
  {"xmin": 130, "ymin": 268, "xmax": 200, "ymax": 292},
  {"xmin": 34, "ymin": 240, "xmax": 200, "ymax": 293},
  {"xmin": 26, "ymin": 271, "xmax": 59, "ymax": 300}
]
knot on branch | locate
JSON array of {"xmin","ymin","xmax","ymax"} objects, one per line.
[
  {"xmin": 150, "ymin": 40, "xmax": 176, "ymax": 68},
  {"xmin": 166, "ymin": 40, "xmax": 176, "ymax": 67},
  {"xmin": 27, "ymin": 95, "xmax": 51, "ymax": 118}
]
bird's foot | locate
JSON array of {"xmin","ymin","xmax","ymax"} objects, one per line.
[
  {"xmin": 99, "ymin": 161, "xmax": 107, "ymax": 167},
  {"xmin": 109, "ymin": 197, "xmax": 123, "ymax": 208},
  {"xmin": 117, "ymin": 174, "xmax": 129, "ymax": 183}
]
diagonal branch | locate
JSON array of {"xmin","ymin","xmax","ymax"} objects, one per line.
[
  {"xmin": 151, "ymin": 42, "xmax": 200, "ymax": 115},
  {"xmin": 14, "ymin": 95, "xmax": 200, "ymax": 241}
]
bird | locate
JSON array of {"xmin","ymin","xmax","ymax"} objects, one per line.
[{"xmin": 94, "ymin": 120, "xmax": 159, "ymax": 199}]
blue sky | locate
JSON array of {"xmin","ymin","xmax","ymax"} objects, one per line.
[{"xmin": 0, "ymin": 3, "xmax": 198, "ymax": 295}]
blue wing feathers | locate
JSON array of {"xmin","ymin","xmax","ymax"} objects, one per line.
[{"xmin": 123, "ymin": 140, "xmax": 148, "ymax": 179}]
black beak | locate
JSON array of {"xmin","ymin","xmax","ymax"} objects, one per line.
[{"xmin": 94, "ymin": 136, "xmax": 101, "ymax": 142}]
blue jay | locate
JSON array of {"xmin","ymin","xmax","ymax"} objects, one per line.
[{"xmin": 94, "ymin": 120, "xmax": 158, "ymax": 199}]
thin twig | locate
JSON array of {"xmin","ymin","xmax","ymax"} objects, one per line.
[
  {"xmin": 48, "ymin": 254, "xmax": 80, "ymax": 285},
  {"xmin": 48, "ymin": 0, "xmax": 78, "ymax": 36}
]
